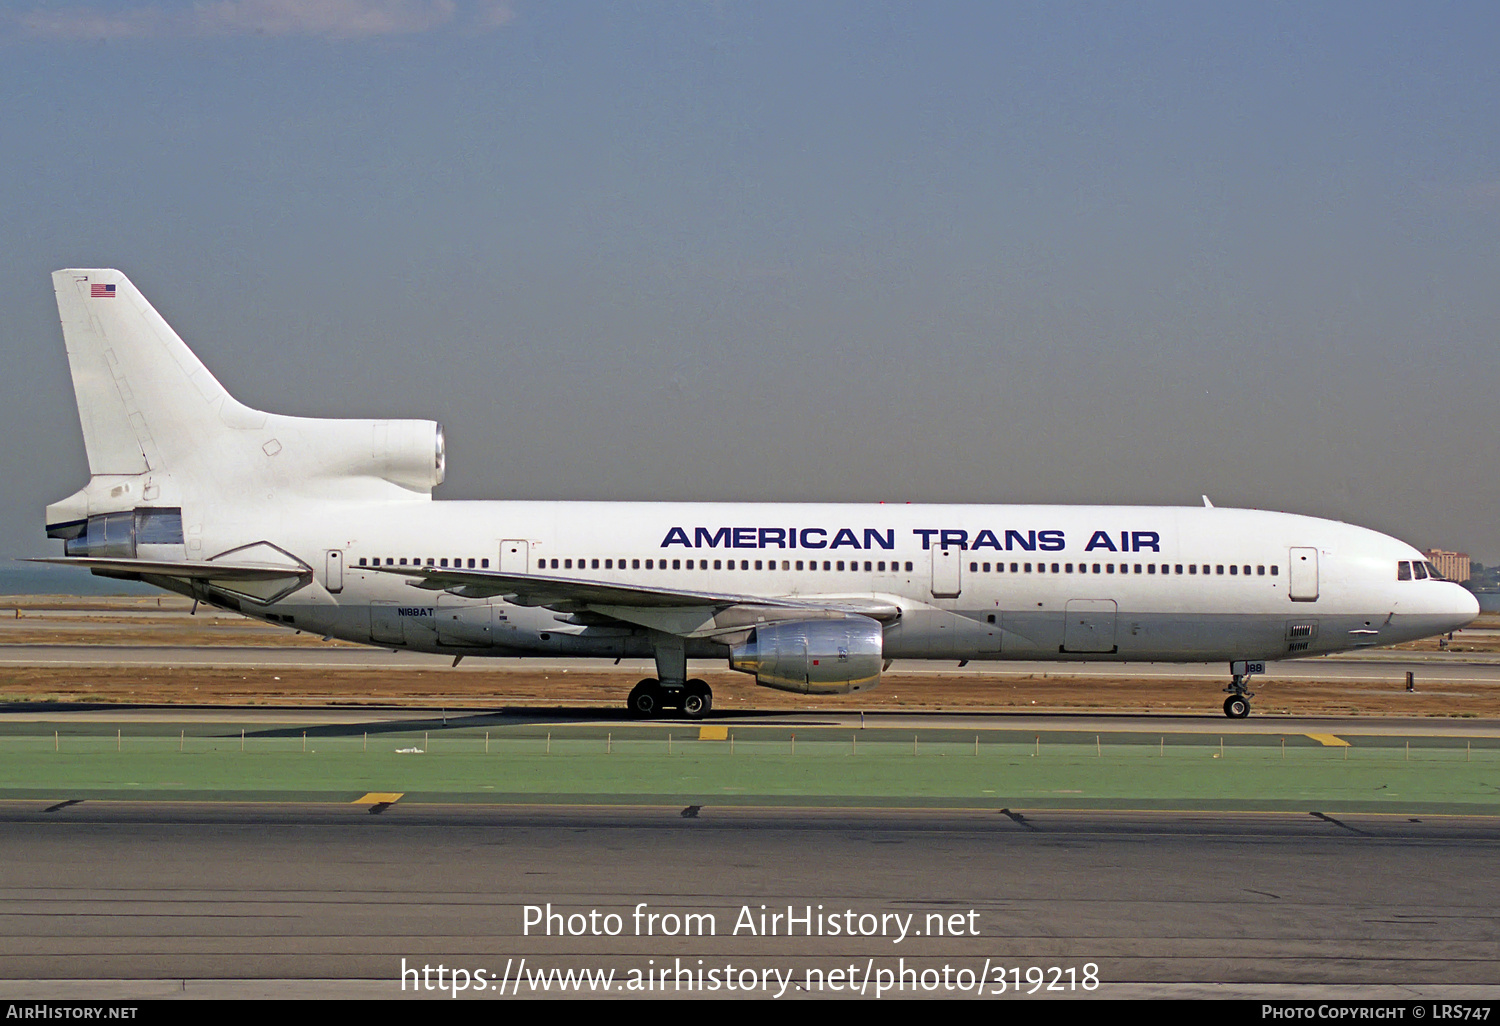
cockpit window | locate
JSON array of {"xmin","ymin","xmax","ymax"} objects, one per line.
[
  {"xmin": 1398, "ymin": 561, "xmax": 1412, "ymax": 581},
  {"xmin": 1413, "ymin": 561, "xmax": 1428, "ymax": 580},
  {"xmin": 1426, "ymin": 562, "xmax": 1446, "ymax": 581}
]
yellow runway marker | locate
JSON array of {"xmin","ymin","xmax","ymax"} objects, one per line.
[
  {"xmin": 1305, "ymin": 734, "xmax": 1350, "ymax": 747},
  {"xmin": 698, "ymin": 726, "xmax": 729, "ymax": 741},
  {"xmin": 354, "ymin": 792, "xmax": 404, "ymax": 805}
]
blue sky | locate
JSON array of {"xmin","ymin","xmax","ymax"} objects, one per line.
[{"xmin": 3, "ymin": 1, "xmax": 1497, "ymax": 561}]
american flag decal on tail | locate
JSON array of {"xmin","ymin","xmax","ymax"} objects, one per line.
[{"xmin": 90, "ymin": 284, "xmax": 115, "ymax": 298}]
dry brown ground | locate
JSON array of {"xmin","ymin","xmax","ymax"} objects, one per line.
[
  {"xmin": 0, "ymin": 665, "xmax": 1495, "ymax": 718},
  {"xmin": 1, "ymin": 598, "xmax": 1496, "ymax": 717}
]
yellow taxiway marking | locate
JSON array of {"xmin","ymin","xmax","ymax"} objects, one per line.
[
  {"xmin": 1305, "ymin": 734, "xmax": 1350, "ymax": 747},
  {"xmin": 698, "ymin": 726, "xmax": 729, "ymax": 741},
  {"xmin": 354, "ymin": 792, "xmax": 404, "ymax": 804}
]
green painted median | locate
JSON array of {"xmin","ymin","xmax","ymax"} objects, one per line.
[{"xmin": 0, "ymin": 723, "xmax": 1497, "ymax": 812}]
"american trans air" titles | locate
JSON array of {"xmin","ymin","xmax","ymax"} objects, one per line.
[{"xmin": 659, "ymin": 527, "xmax": 1161, "ymax": 553}]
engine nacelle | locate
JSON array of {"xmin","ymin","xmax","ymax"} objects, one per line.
[{"xmin": 728, "ymin": 615, "xmax": 884, "ymax": 694}]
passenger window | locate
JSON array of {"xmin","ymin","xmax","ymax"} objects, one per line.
[
  {"xmin": 1189, "ymin": 565, "xmax": 1196, "ymax": 574},
  {"xmin": 481, "ymin": 559, "xmax": 489, "ymax": 568},
  {"xmin": 823, "ymin": 561, "xmax": 832, "ymax": 571},
  {"xmin": 970, "ymin": 562, "xmax": 978, "ymax": 573},
  {"xmin": 1133, "ymin": 564, "xmax": 1141, "ymax": 574},
  {"xmin": 605, "ymin": 559, "xmax": 613, "ymax": 569},
  {"xmin": 1009, "ymin": 563, "xmax": 1018, "ymax": 573},
  {"xmin": 1256, "ymin": 565, "xmax": 1264, "ymax": 576},
  {"xmin": 1147, "ymin": 564, "xmax": 1156, "ymax": 574},
  {"xmin": 1230, "ymin": 565, "xmax": 1238, "ymax": 575},
  {"xmin": 1051, "ymin": 563, "xmax": 1060, "ymax": 573},
  {"xmin": 673, "ymin": 559, "xmax": 681, "ymax": 570},
  {"xmin": 399, "ymin": 558, "xmax": 407, "ymax": 566},
  {"xmin": 1175, "ymin": 564, "xmax": 1183, "ymax": 574},
  {"xmin": 1024, "ymin": 563, "xmax": 1033, "ymax": 573},
  {"xmin": 1106, "ymin": 564, "xmax": 1114, "ymax": 573},
  {"xmin": 864, "ymin": 561, "xmax": 871, "ymax": 571},
  {"xmin": 1092, "ymin": 564, "xmax": 1101, "ymax": 574},
  {"xmin": 564, "ymin": 559, "xmax": 572, "ymax": 569},
  {"xmin": 359, "ymin": 558, "xmax": 368, "ymax": 566},
  {"xmin": 592, "ymin": 559, "xmax": 600, "ymax": 569},
  {"xmin": 905, "ymin": 562, "xmax": 913, "ymax": 572},
  {"xmin": 1216, "ymin": 565, "xmax": 1224, "ymax": 575},
  {"xmin": 632, "ymin": 559, "xmax": 640, "ymax": 569}
]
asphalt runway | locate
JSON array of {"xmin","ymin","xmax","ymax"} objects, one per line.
[{"xmin": 1, "ymin": 803, "xmax": 1498, "ymax": 1000}]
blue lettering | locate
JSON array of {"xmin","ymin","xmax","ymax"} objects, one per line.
[
  {"xmin": 1038, "ymin": 530, "xmax": 1066, "ymax": 551},
  {"xmin": 863, "ymin": 528, "xmax": 895, "ymax": 550},
  {"xmin": 695, "ymin": 527, "xmax": 732, "ymax": 548},
  {"xmin": 971, "ymin": 529, "xmax": 1002, "ymax": 550},
  {"xmin": 800, "ymin": 528, "xmax": 828, "ymax": 549},
  {"xmin": 1131, "ymin": 531, "xmax": 1160, "ymax": 553},
  {"xmin": 661, "ymin": 527, "xmax": 692, "ymax": 548},
  {"xmin": 940, "ymin": 529, "xmax": 968, "ymax": 550},
  {"xmin": 1004, "ymin": 530, "xmax": 1036, "ymax": 552},
  {"xmin": 1084, "ymin": 531, "xmax": 1118, "ymax": 552},
  {"xmin": 733, "ymin": 527, "xmax": 756, "ymax": 548},
  {"xmin": 913, "ymin": 529, "xmax": 939, "ymax": 550},
  {"xmin": 759, "ymin": 527, "xmax": 787, "ymax": 548},
  {"xmin": 830, "ymin": 528, "xmax": 861, "ymax": 549}
]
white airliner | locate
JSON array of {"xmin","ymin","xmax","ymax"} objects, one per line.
[{"xmin": 37, "ymin": 270, "xmax": 1479, "ymax": 719}]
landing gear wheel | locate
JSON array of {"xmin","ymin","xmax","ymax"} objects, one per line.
[
  {"xmin": 1224, "ymin": 694, "xmax": 1251, "ymax": 719},
  {"xmin": 679, "ymin": 679, "xmax": 713, "ymax": 720},
  {"xmin": 627, "ymin": 678, "xmax": 666, "ymax": 718}
]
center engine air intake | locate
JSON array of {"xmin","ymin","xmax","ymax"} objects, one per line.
[{"xmin": 728, "ymin": 615, "xmax": 884, "ymax": 694}]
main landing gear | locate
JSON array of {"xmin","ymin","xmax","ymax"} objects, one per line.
[
  {"xmin": 626, "ymin": 631, "xmax": 714, "ymax": 720},
  {"xmin": 1222, "ymin": 660, "xmax": 1264, "ymax": 719},
  {"xmin": 626, "ymin": 678, "xmax": 713, "ymax": 720}
]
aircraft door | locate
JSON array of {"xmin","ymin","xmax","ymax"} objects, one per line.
[
  {"xmin": 325, "ymin": 549, "xmax": 343, "ymax": 594},
  {"xmin": 1289, "ymin": 547, "xmax": 1319, "ymax": 602},
  {"xmin": 1063, "ymin": 599, "xmax": 1118, "ymax": 653},
  {"xmin": 931, "ymin": 546, "xmax": 963, "ymax": 599},
  {"xmin": 370, "ymin": 602, "xmax": 403, "ymax": 645},
  {"xmin": 500, "ymin": 540, "xmax": 529, "ymax": 573}
]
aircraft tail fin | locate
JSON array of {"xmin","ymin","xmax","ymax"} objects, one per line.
[
  {"xmin": 47, "ymin": 269, "xmax": 445, "ymax": 540},
  {"xmin": 52, "ymin": 268, "xmax": 266, "ymax": 479}
]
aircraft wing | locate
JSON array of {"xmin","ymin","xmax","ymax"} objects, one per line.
[{"xmin": 360, "ymin": 564, "xmax": 899, "ymax": 638}]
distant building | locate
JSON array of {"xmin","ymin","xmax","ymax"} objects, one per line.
[{"xmin": 1424, "ymin": 549, "xmax": 1471, "ymax": 583}]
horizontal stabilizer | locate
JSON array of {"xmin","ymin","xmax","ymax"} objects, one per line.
[{"xmin": 27, "ymin": 556, "xmax": 310, "ymax": 581}]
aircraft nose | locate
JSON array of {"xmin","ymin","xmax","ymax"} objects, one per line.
[{"xmin": 1440, "ymin": 585, "xmax": 1481, "ymax": 631}]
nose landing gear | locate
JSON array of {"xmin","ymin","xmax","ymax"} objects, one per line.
[{"xmin": 1223, "ymin": 660, "xmax": 1263, "ymax": 718}]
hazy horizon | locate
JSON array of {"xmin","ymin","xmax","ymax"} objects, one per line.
[{"xmin": 3, "ymin": 2, "xmax": 1496, "ymax": 563}]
